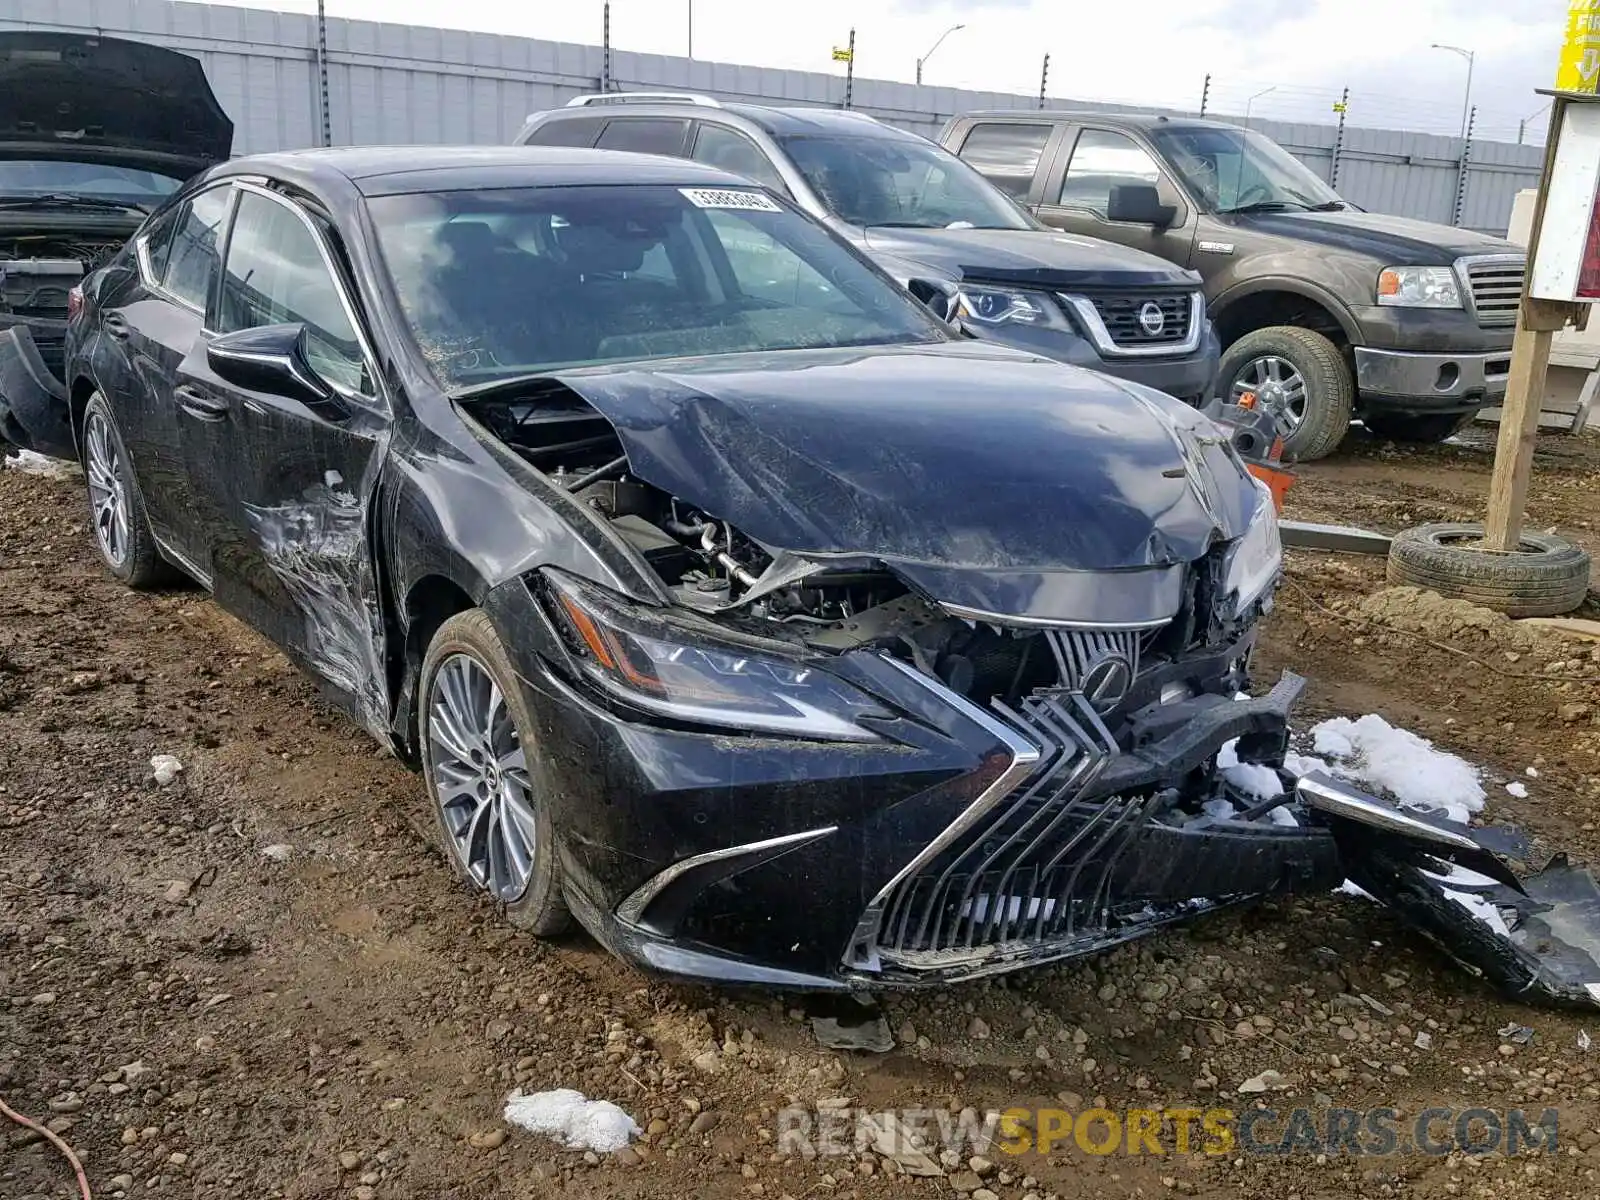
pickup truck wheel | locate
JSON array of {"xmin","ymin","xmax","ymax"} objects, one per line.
[
  {"xmin": 1220, "ymin": 327, "xmax": 1354, "ymax": 461},
  {"xmin": 1363, "ymin": 411, "xmax": 1476, "ymax": 444},
  {"xmin": 1387, "ymin": 522, "xmax": 1593, "ymax": 618}
]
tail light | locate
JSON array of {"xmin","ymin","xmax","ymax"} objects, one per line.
[{"xmin": 67, "ymin": 286, "xmax": 84, "ymax": 322}]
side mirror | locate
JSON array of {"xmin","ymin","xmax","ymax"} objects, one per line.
[
  {"xmin": 1107, "ymin": 183, "xmax": 1177, "ymax": 228},
  {"xmin": 205, "ymin": 323, "xmax": 336, "ymax": 408}
]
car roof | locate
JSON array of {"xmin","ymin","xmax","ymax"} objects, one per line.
[
  {"xmin": 953, "ymin": 109, "xmax": 1240, "ymax": 133},
  {"xmin": 209, "ymin": 145, "xmax": 755, "ymax": 197},
  {"xmin": 534, "ymin": 98, "xmax": 925, "ymax": 142}
]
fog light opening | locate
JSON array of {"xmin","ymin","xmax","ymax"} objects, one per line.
[{"xmin": 1433, "ymin": 362, "xmax": 1461, "ymax": 392}]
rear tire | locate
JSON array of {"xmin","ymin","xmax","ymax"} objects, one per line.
[
  {"xmin": 79, "ymin": 393, "xmax": 176, "ymax": 589},
  {"xmin": 1219, "ymin": 326, "xmax": 1354, "ymax": 462},
  {"xmin": 419, "ymin": 609, "xmax": 571, "ymax": 936},
  {"xmin": 1387, "ymin": 522, "xmax": 1593, "ymax": 618},
  {"xmin": 1363, "ymin": 410, "xmax": 1476, "ymax": 444}
]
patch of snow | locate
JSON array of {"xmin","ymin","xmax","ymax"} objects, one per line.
[
  {"xmin": 1200, "ymin": 796, "xmax": 1238, "ymax": 821},
  {"xmin": 150, "ymin": 754, "xmax": 184, "ymax": 786},
  {"xmin": 1442, "ymin": 889, "xmax": 1514, "ymax": 939},
  {"xmin": 1267, "ymin": 806, "xmax": 1299, "ymax": 827},
  {"xmin": 1218, "ymin": 739, "xmax": 1285, "ymax": 801},
  {"xmin": 1336, "ymin": 879, "xmax": 1377, "ymax": 901},
  {"xmin": 1526, "ymin": 766, "xmax": 1540, "ymax": 778},
  {"xmin": 2, "ymin": 450, "xmax": 76, "ymax": 479},
  {"xmin": 1418, "ymin": 861, "xmax": 1501, "ymax": 888},
  {"xmin": 1283, "ymin": 751, "xmax": 1329, "ymax": 778},
  {"xmin": 503, "ymin": 1089, "xmax": 638, "ymax": 1153},
  {"xmin": 1506, "ymin": 781, "xmax": 1529, "ymax": 798},
  {"xmin": 1308, "ymin": 714, "xmax": 1484, "ymax": 824}
]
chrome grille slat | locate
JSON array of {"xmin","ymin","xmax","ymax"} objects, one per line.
[
  {"xmin": 1460, "ymin": 255, "xmax": 1526, "ymax": 328},
  {"xmin": 1089, "ymin": 293, "xmax": 1194, "ymax": 346}
]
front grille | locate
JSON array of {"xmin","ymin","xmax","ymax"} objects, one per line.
[
  {"xmin": 869, "ymin": 689, "xmax": 1163, "ymax": 964},
  {"xmin": 1460, "ymin": 256, "xmax": 1525, "ymax": 327},
  {"xmin": 1087, "ymin": 292, "xmax": 1194, "ymax": 347}
]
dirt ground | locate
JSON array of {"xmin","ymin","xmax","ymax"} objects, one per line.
[{"xmin": 4, "ymin": 424, "xmax": 1600, "ymax": 1200}]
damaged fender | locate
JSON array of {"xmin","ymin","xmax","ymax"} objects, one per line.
[{"xmin": 0, "ymin": 326, "xmax": 75, "ymax": 459}]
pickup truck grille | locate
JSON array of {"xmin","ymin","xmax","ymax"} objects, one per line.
[
  {"xmin": 1088, "ymin": 292, "xmax": 1194, "ymax": 347},
  {"xmin": 1460, "ymin": 256, "xmax": 1524, "ymax": 327}
]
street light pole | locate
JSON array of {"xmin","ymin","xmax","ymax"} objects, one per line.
[
  {"xmin": 1244, "ymin": 85, "xmax": 1276, "ymax": 125},
  {"xmin": 1430, "ymin": 43, "xmax": 1475, "ymax": 140},
  {"xmin": 915, "ymin": 23, "xmax": 965, "ymax": 85},
  {"xmin": 687, "ymin": 1, "xmax": 693, "ymax": 58},
  {"xmin": 1519, "ymin": 101, "xmax": 1551, "ymax": 144}
]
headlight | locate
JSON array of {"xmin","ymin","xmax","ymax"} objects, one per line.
[
  {"xmin": 1376, "ymin": 266, "xmax": 1462, "ymax": 309},
  {"xmin": 542, "ymin": 570, "xmax": 888, "ymax": 742},
  {"xmin": 1222, "ymin": 480, "xmax": 1283, "ymax": 617},
  {"xmin": 955, "ymin": 285, "xmax": 1061, "ymax": 326}
]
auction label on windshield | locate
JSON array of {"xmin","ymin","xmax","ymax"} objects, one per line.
[{"xmin": 680, "ymin": 187, "xmax": 782, "ymax": 212}]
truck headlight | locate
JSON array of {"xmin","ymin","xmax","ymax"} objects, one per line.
[
  {"xmin": 956, "ymin": 286, "xmax": 1062, "ymax": 327},
  {"xmin": 542, "ymin": 570, "xmax": 889, "ymax": 742},
  {"xmin": 1376, "ymin": 266, "xmax": 1462, "ymax": 309},
  {"xmin": 1222, "ymin": 481, "xmax": 1283, "ymax": 617}
]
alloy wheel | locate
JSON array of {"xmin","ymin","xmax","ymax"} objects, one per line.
[
  {"xmin": 426, "ymin": 652, "xmax": 538, "ymax": 902},
  {"xmin": 84, "ymin": 412, "xmax": 131, "ymax": 567},
  {"xmin": 1230, "ymin": 354, "xmax": 1308, "ymax": 431}
]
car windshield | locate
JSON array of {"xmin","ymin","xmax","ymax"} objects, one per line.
[
  {"xmin": 779, "ymin": 134, "xmax": 1035, "ymax": 230},
  {"xmin": 1149, "ymin": 126, "xmax": 1343, "ymax": 213},
  {"xmin": 367, "ymin": 184, "xmax": 947, "ymax": 389},
  {"xmin": 0, "ymin": 159, "xmax": 186, "ymax": 208}
]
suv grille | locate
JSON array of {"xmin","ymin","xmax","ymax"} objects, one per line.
[
  {"xmin": 1088, "ymin": 292, "xmax": 1194, "ymax": 347},
  {"xmin": 1460, "ymin": 256, "xmax": 1524, "ymax": 327}
]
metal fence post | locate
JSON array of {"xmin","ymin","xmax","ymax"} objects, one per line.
[
  {"xmin": 1038, "ymin": 53, "xmax": 1049, "ymax": 110},
  {"xmin": 1330, "ymin": 87, "xmax": 1349, "ymax": 190},
  {"xmin": 1452, "ymin": 105, "xmax": 1476, "ymax": 226},
  {"xmin": 1199, "ymin": 73, "xmax": 1210, "ymax": 116},
  {"xmin": 601, "ymin": 1, "xmax": 612, "ymax": 92},
  {"xmin": 843, "ymin": 28, "xmax": 855, "ymax": 109},
  {"xmin": 315, "ymin": 0, "xmax": 332, "ymax": 147}
]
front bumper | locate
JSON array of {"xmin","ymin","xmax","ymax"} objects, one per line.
[
  {"xmin": 964, "ymin": 320, "xmax": 1222, "ymax": 405},
  {"xmin": 1353, "ymin": 345, "xmax": 1511, "ymax": 413}
]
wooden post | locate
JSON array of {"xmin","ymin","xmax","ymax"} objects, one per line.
[{"xmin": 1481, "ymin": 96, "xmax": 1581, "ymax": 550}]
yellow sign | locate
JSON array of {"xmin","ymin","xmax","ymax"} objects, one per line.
[
  {"xmin": 832, "ymin": 47, "xmax": 853, "ymax": 62},
  {"xmin": 1332, "ymin": 102, "xmax": 1348, "ymax": 113},
  {"xmin": 1557, "ymin": 0, "xmax": 1600, "ymax": 93}
]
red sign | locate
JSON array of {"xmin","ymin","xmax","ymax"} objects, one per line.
[{"xmin": 1579, "ymin": 183, "xmax": 1600, "ymax": 300}]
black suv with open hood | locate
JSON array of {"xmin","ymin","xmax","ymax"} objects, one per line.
[
  {"xmin": 516, "ymin": 96, "xmax": 1220, "ymax": 405},
  {"xmin": 0, "ymin": 32, "xmax": 232, "ymax": 456}
]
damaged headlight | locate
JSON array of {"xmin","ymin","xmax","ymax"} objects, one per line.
[
  {"xmin": 955, "ymin": 285, "xmax": 1063, "ymax": 327},
  {"xmin": 1221, "ymin": 480, "xmax": 1283, "ymax": 618},
  {"xmin": 542, "ymin": 571, "xmax": 888, "ymax": 742}
]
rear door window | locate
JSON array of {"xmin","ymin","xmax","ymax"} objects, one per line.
[
  {"xmin": 595, "ymin": 118, "xmax": 691, "ymax": 156},
  {"xmin": 161, "ymin": 186, "xmax": 233, "ymax": 311},
  {"xmin": 523, "ymin": 116, "xmax": 604, "ymax": 147},
  {"xmin": 957, "ymin": 123, "xmax": 1051, "ymax": 201}
]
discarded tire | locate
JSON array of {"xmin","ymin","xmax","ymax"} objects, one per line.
[{"xmin": 1386, "ymin": 522, "xmax": 1593, "ymax": 618}]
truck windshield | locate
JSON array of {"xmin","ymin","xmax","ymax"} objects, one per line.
[
  {"xmin": 780, "ymin": 134, "xmax": 1035, "ymax": 230},
  {"xmin": 1149, "ymin": 126, "xmax": 1344, "ymax": 214}
]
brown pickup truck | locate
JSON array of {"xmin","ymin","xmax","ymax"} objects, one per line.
[{"xmin": 940, "ymin": 110, "xmax": 1524, "ymax": 460}]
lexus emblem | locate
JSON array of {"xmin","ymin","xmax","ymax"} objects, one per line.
[
  {"xmin": 1137, "ymin": 301, "xmax": 1165, "ymax": 336},
  {"xmin": 1080, "ymin": 655, "xmax": 1134, "ymax": 712}
]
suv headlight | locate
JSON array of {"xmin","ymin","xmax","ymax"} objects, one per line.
[
  {"xmin": 1376, "ymin": 266, "xmax": 1462, "ymax": 309},
  {"xmin": 542, "ymin": 570, "xmax": 888, "ymax": 742},
  {"xmin": 1222, "ymin": 480, "xmax": 1283, "ymax": 617},
  {"xmin": 956, "ymin": 285, "xmax": 1064, "ymax": 327}
]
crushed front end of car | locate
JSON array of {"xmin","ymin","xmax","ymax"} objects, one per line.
[{"xmin": 461, "ymin": 343, "xmax": 1600, "ymax": 1005}]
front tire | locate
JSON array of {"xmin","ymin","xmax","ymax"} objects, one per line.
[
  {"xmin": 419, "ymin": 609, "xmax": 570, "ymax": 935},
  {"xmin": 80, "ymin": 394, "xmax": 175, "ymax": 589},
  {"xmin": 1362, "ymin": 410, "xmax": 1476, "ymax": 444},
  {"xmin": 1220, "ymin": 326, "xmax": 1354, "ymax": 462}
]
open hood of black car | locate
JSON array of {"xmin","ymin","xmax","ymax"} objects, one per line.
[
  {"xmin": 547, "ymin": 342, "xmax": 1257, "ymax": 592},
  {"xmin": 0, "ymin": 33, "xmax": 233, "ymax": 178}
]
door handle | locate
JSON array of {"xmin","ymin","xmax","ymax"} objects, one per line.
[
  {"xmin": 103, "ymin": 313, "xmax": 131, "ymax": 341},
  {"xmin": 174, "ymin": 385, "xmax": 230, "ymax": 422}
]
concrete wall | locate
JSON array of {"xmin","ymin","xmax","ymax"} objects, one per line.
[{"xmin": 2, "ymin": 0, "xmax": 1542, "ymax": 234}]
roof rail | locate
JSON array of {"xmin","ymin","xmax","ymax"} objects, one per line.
[{"xmin": 565, "ymin": 92, "xmax": 723, "ymax": 108}]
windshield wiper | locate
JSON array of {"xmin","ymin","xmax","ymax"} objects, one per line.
[
  {"xmin": 1218, "ymin": 200, "xmax": 1307, "ymax": 215},
  {"xmin": 1305, "ymin": 200, "xmax": 1349, "ymax": 211},
  {"xmin": 0, "ymin": 193, "xmax": 146, "ymax": 215}
]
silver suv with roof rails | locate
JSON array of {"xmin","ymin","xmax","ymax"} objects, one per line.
[{"xmin": 514, "ymin": 93, "xmax": 1220, "ymax": 405}]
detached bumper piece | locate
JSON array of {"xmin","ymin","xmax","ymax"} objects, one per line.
[{"xmin": 0, "ymin": 325, "xmax": 74, "ymax": 459}]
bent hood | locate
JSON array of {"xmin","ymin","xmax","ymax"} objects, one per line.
[
  {"xmin": 545, "ymin": 341, "xmax": 1257, "ymax": 595},
  {"xmin": 862, "ymin": 225, "xmax": 1198, "ymax": 289},
  {"xmin": 0, "ymin": 33, "xmax": 233, "ymax": 177},
  {"xmin": 1233, "ymin": 209, "xmax": 1519, "ymax": 264}
]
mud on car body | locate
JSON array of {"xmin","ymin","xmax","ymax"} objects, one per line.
[
  {"xmin": 0, "ymin": 32, "xmax": 232, "ymax": 458},
  {"xmin": 62, "ymin": 145, "xmax": 1600, "ymax": 1002}
]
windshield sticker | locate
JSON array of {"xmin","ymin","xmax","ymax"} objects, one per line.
[{"xmin": 679, "ymin": 187, "xmax": 782, "ymax": 212}]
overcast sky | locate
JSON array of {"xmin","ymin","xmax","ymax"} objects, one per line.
[{"xmin": 221, "ymin": 0, "xmax": 1567, "ymax": 144}]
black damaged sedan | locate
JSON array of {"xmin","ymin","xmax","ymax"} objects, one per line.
[{"xmin": 60, "ymin": 147, "xmax": 1600, "ymax": 1001}]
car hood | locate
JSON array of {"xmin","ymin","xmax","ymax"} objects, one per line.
[
  {"xmin": 0, "ymin": 33, "xmax": 233, "ymax": 178},
  {"xmin": 860, "ymin": 225, "xmax": 1199, "ymax": 289},
  {"xmin": 543, "ymin": 342, "xmax": 1256, "ymax": 606},
  {"xmin": 1231, "ymin": 209, "xmax": 1520, "ymax": 264}
]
